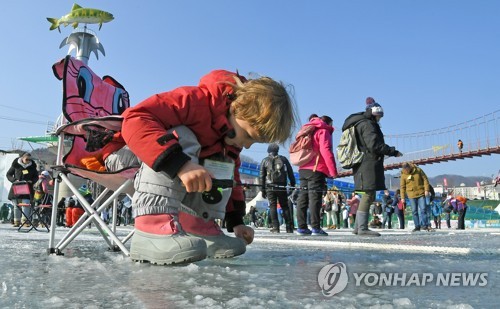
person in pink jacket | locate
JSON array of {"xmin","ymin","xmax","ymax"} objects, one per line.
[
  {"xmin": 347, "ymin": 192, "xmax": 360, "ymax": 228},
  {"xmin": 296, "ymin": 115, "xmax": 338, "ymax": 236}
]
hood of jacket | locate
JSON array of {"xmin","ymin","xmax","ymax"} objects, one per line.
[
  {"xmin": 306, "ymin": 117, "xmax": 334, "ymax": 133},
  {"xmin": 298, "ymin": 117, "xmax": 337, "ymax": 177},
  {"xmin": 342, "ymin": 110, "xmax": 374, "ymax": 131},
  {"xmin": 16, "ymin": 158, "xmax": 33, "ymax": 169},
  {"xmin": 198, "ymin": 70, "xmax": 246, "ymax": 97}
]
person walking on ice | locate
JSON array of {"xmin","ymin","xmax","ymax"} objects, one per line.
[
  {"xmin": 400, "ymin": 162, "xmax": 433, "ymax": 232},
  {"xmin": 260, "ymin": 143, "xmax": 296, "ymax": 233},
  {"xmin": 340, "ymin": 97, "xmax": 402, "ymax": 236}
]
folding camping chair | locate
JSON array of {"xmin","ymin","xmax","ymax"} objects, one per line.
[
  {"xmin": 33, "ymin": 193, "xmax": 53, "ymax": 233},
  {"xmin": 11, "ymin": 181, "xmax": 43, "ymax": 233},
  {"xmin": 48, "ymin": 56, "xmax": 138, "ymax": 256}
]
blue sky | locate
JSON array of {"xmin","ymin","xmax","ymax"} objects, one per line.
[{"xmin": 0, "ymin": 1, "xmax": 498, "ymax": 178}]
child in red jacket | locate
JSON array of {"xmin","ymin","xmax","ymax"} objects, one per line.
[{"xmin": 121, "ymin": 70, "xmax": 298, "ymax": 265}]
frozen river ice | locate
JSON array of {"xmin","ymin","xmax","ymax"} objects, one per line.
[{"xmin": 0, "ymin": 224, "xmax": 499, "ymax": 308}]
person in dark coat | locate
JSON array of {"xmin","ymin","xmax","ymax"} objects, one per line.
[
  {"xmin": 341, "ymin": 97, "xmax": 402, "ymax": 236},
  {"xmin": 6, "ymin": 152, "xmax": 39, "ymax": 227},
  {"xmin": 248, "ymin": 205, "xmax": 259, "ymax": 228},
  {"xmin": 260, "ymin": 143, "xmax": 296, "ymax": 233}
]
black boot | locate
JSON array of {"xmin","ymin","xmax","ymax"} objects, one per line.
[
  {"xmin": 282, "ymin": 207, "xmax": 293, "ymax": 233},
  {"xmin": 356, "ymin": 212, "xmax": 380, "ymax": 237}
]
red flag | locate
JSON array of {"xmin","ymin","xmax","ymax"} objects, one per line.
[
  {"xmin": 443, "ymin": 178, "xmax": 448, "ymax": 187},
  {"xmin": 477, "ymin": 181, "xmax": 481, "ymax": 191}
]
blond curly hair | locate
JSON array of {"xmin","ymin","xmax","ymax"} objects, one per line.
[{"xmin": 229, "ymin": 75, "xmax": 298, "ymax": 144}]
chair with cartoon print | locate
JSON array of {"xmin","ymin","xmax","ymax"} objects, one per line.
[{"xmin": 48, "ymin": 56, "xmax": 139, "ymax": 256}]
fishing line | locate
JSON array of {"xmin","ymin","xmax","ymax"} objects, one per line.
[{"xmin": 212, "ymin": 179, "xmax": 346, "ymax": 194}]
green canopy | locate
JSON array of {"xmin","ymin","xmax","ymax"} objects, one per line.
[{"xmin": 19, "ymin": 136, "xmax": 58, "ymax": 143}]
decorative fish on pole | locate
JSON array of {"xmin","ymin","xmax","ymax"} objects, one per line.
[{"xmin": 47, "ymin": 3, "xmax": 114, "ymax": 32}]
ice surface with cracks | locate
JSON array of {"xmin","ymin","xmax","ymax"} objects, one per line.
[{"xmin": 0, "ymin": 225, "xmax": 498, "ymax": 308}]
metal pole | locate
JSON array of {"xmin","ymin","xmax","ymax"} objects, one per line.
[{"xmin": 48, "ymin": 131, "xmax": 65, "ymax": 253}]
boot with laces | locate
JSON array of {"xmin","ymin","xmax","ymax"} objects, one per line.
[
  {"xmin": 130, "ymin": 214, "xmax": 207, "ymax": 265},
  {"xmin": 178, "ymin": 212, "xmax": 246, "ymax": 259}
]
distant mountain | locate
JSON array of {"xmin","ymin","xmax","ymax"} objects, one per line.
[
  {"xmin": 428, "ymin": 174, "xmax": 492, "ymax": 188},
  {"xmin": 385, "ymin": 172, "xmax": 493, "ymax": 190}
]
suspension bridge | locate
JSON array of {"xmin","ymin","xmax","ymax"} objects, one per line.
[
  {"xmin": 338, "ymin": 109, "xmax": 500, "ymax": 177},
  {"xmin": 240, "ymin": 110, "xmax": 500, "ymax": 182}
]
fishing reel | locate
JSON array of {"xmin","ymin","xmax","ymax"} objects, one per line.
[{"xmin": 201, "ymin": 179, "xmax": 234, "ymax": 204}]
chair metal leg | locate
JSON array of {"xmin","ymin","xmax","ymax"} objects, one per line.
[
  {"xmin": 36, "ymin": 206, "xmax": 52, "ymax": 232},
  {"xmin": 16, "ymin": 205, "xmax": 38, "ymax": 233},
  {"xmin": 54, "ymin": 174, "xmax": 131, "ymax": 256}
]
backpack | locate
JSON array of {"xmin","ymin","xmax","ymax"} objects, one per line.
[
  {"xmin": 336, "ymin": 121, "xmax": 365, "ymax": 169},
  {"xmin": 289, "ymin": 125, "xmax": 318, "ymax": 166},
  {"xmin": 267, "ymin": 155, "xmax": 287, "ymax": 184},
  {"xmin": 431, "ymin": 202, "xmax": 442, "ymax": 216},
  {"xmin": 452, "ymin": 197, "xmax": 467, "ymax": 212}
]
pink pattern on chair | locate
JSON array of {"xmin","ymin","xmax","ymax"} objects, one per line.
[{"xmin": 52, "ymin": 55, "xmax": 130, "ymax": 122}]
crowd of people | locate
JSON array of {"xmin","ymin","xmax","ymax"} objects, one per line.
[
  {"xmin": 248, "ymin": 185, "xmax": 469, "ymax": 233},
  {"xmin": 4, "ymin": 152, "xmax": 466, "ymax": 234},
  {"xmin": 255, "ymin": 117, "xmax": 470, "ymax": 233},
  {"xmin": 2, "ymin": 151, "xmax": 135, "ymax": 230}
]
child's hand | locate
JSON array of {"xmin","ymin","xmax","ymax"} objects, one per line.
[
  {"xmin": 177, "ymin": 161, "xmax": 213, "ymax": 193},
  {"xmin": 233, "ymin": 224, "xmax": 254, "ymax": 245}
]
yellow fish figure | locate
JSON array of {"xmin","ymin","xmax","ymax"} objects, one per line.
[{"xmin": 47, "ymin": 3, "xmax": 114, "ymax": 32}]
